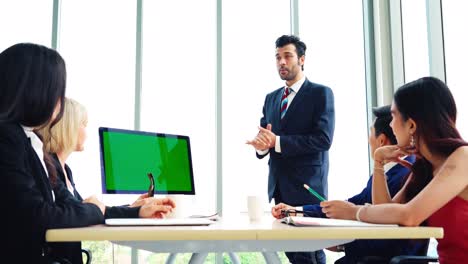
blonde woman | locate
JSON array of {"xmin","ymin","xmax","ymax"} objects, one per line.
[
  {"xmin": 38, "ymin": 98, "xmax": 175, "ymax": 263},
  {"xmin": 40, "ymin": 97, "xmax": 88, "ymax": 199}
]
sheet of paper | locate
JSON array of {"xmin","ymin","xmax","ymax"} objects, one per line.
[
  {"xmin": 105, "ymin": 218, "xmax": 214, "ymax": 226},
  {"xmin": 282, "ymin": 216, "xmax": 398, "ymax": 227}
]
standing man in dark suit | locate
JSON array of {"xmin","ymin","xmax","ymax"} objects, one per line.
[{"xmin": 247, "ymin": 35, "xmax": 335, "ymax": 264}]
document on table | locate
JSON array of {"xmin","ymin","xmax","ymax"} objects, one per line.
[
  {"xmin": 281, "ymin": 216, "xmax": 398, "ymax": 227},
  {"xmin": 105, "ymin": 218, "xmax": 214, "ymax": 226}
]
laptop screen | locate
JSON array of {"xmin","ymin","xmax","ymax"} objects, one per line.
[{"xmin": 99, "ymin": 127, "xmax": 195, "ymax": 194}]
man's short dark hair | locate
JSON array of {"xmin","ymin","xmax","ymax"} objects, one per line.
[
  {"xmin": 275, "ymin": 35, "xmax": 307, "ymax": 58},
  {"xmin": 372, "ymin": 105, "xmax": 397, "ymax": 145}
]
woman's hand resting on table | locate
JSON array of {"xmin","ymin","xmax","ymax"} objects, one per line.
[{"xmin": 138, "ymin": 197, "xmax": 176, "ymax": 218}]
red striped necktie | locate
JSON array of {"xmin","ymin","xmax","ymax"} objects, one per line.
[{"xmin": 280, "ymin": 87, "xmax": 291, "ymax": 119}]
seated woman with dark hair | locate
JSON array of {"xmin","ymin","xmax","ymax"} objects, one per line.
[
  {"xmin": 0, "ymin": 43, "xmax": 174, "ymax": 263},
  {"xmin": 321, "ymin": 77, "xmax": 468, "ymax": 263}
]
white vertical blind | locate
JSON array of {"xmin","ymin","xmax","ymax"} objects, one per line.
[
  {"xmin": 141, "ymin": 0, "xmax": 216, "ymax": 215},
  {"xmin": 299, "ymin": 0, "xmax": 368, "ymax": 200},
  {"xmin": 442, "ymin": 1, "xmax": 468, "ymax": 139},
  {"xmin": 58, "ymin": 0, "xmax": 136, "ymax": 201},
  {"xmin": 222, "ymin": 0, "xmax": 290, "ymax": 215},
  {"xmin": 0, "ymin": 0, "xmax": 52, "ymax": 51}
]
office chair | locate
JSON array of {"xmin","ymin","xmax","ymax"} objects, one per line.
[
  {"xmin": 357, "ymin": 239, "xmax": 438, "ymax": 264},
  {"xmin": 357, "ymin": 255, "xmax": 438, "ymax": 264},
  {"xmin": 81, "ymin": 248, "xmax": 92, "ymax": 264},
  {"xmin": 389, "ymin": 255, "xmax": 438, "ymax": 264},
  {"xmin": 50, "ymin": 248, "xmax": 92, "ymax": 264},
  {"xmin": 389, "ymin": 238, "xmax": 439, "ymax": 263}
]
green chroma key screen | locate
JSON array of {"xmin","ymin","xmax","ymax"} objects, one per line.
[{"xmin": 99, "ymin": 127, "xmax": 195, "ymax": 194}]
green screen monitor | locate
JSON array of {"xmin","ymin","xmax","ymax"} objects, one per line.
[{"xmin": 99, "ymin": 127, "xmax": 195, "ymax": 195}]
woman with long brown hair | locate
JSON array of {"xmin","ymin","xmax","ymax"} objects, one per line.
[{"xmin": 321, "ymin": 77, "xmax": 468, "ymax": 263}]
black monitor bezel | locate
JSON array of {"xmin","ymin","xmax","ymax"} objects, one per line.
[{"xmin": 98, "ymin": 127, "xmax": 196, "ymax": 195}]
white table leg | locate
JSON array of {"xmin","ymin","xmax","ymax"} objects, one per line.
[
  {"xmin": 131, "ymin": 248, "xmax": 138, "ymax": 264},
  {"xmin": 188, "ymin": 253, "xmax": 209, "ymax": 264},
  {"xmin": 215, "ymin": 253, "xmax": 223, "ymax": 263},
  {"xmin": 165, "ymin": 253, "xmax": 177, "ymax": 264},
  {"xmin": 228, "ymin": 252, "xmax": 241, "ymax": 264},
  {"xmin": 262, "ymin": 252, "xmax": 282, "ymax": 264}
]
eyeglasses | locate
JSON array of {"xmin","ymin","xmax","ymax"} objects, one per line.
[{"xmin": 280, "ymin": 209, "xmax": 305, "ymax": 218}]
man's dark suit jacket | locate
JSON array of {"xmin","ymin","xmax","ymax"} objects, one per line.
[
  {"xmin": 257, "ymin": 78, "xmax": 335, "ymax": 206},
  {"xmin": 0, "ymin": 122, "xmax": 104, "ymax": 263}
]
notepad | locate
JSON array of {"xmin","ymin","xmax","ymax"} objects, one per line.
[
  {"xmin": 105, "ymin": 218, "xmax": 214, "ymax": 226},
  {"xmin": 281, "ymin": 216, "xmax": 398, "ymax": 227}
]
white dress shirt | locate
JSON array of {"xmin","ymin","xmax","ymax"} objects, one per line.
[
  {"xmin": 257, "ymin": 76, "xmax": 306, "ymax": 155},
  {"xmin": 22, "ymin": 126, "xmax": 55, "ymax": 201}
]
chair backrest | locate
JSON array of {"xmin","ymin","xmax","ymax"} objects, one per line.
[
  {"xmin": 357, "ymin": 239, "xmax": 432, "ymax": 264},
  {"xmin": 388, "ymin": 239, "xmax": 439, "ymax": 264},
  {"xmin": 416, "ymin": 239, "xmax": 430, "ymax": 256},
  {"xmin": 426, "ymin": 238, "xmax": 439, "ymax": 257},
  {"xmin": 82, "ymin": 248, "xmax": 92, "ymax": 264}
]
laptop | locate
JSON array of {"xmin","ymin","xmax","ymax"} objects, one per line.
[{"xmin": 105, "ymin": 218, "xmax": 213, "ymax": 226}]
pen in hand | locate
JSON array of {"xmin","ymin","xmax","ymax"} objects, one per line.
[{"xmin": 303, "ymin": 184, "xmax": 326, "ymax": 202}]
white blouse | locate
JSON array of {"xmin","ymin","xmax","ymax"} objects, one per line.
[{"xmin": 22, "ymin": 126, "xmax": 55, "ymax": 201}]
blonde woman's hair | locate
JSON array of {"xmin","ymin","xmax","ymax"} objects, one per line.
[{"xmin": 39, "ymin": 98, "xmax": 87, "ymax": 154}]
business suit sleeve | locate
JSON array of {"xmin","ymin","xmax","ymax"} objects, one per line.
[
  {"xmin": 280, "ymin": 86, "xmax": 335, "ymax": 157},
  {"xmin": 303, "ymin": 204, "xmax": 326, "ymax": 218},
  {"xmin": 347, "ymin": 177, "xmax": 373, "ymax": 205},
  {"xmin": 51, "ymin": 178, "xmax": 107, "ymax": 227},
  {"xmin": 34, "ymin": 175, "xmax": 104, "ymax": 229},
  {"xmin": 55, "ymin": 160, "xmax": 140, "ymax": 218},
  {"xmin": 105, "ymin": 205, "xmax": 141, "ymax": 218},
  {"xmin": 1, "ymin": 128, "xmax": 104, "ymax": 231}
]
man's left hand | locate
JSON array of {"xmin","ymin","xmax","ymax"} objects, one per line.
[
  {"xmin": 246, "ymin": 124, "xmax": 276, "ymax": 150},
  {"xmin": 258, "ymin": 124, "xmax": 276, "ymax": 149}
]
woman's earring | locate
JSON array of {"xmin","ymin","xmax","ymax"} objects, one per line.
[{"xmin": 410, "ymin": 135, "xmax": 415, "ymax": 148}]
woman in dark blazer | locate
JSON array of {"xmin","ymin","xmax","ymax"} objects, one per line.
[{"xmin": 0, "ymin": 43, "xmax": 174, "ymax": 263}]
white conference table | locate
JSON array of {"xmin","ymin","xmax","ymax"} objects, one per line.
[{"xmin": 46, "ymin": 215, "xmax": 443, "ymax": 264}]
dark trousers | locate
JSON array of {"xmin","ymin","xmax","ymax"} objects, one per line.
[
  {"xmin": 285, "ymin": 250, "xmax": 326, "ymax": 264},
  {"xmin": 274, "ymin": 187, "xmax": 326, "ymax": 264}
]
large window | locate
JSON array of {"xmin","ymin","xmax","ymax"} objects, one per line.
[
  {"xmin": 442, "ymin": 1, "xmax": 468, "ymax": 139},
  {"xmin": 58, "ymin": 0, "xmax": 136, "ymax": 202},
  {"xmin": 141, "ymin": 0, "xmax": 216, "ymax": 215},
  {"xmin": 0, "ymin": 0, "xmax": 52, "ymax": 51},
  {"xmin": 299, "ymin": 0, "xmax": 368, "ymax": 200},
  {"xmin": 401, "ymin": 0, "xmax": 430, "ymax": 83},
  {"xmin": 222, "ymin": 0, "xmax": 290, "ymax": 216}
]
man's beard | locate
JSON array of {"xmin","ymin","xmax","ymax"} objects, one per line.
[
  {"xmin": 279, "ymin": 64, "xmax": 300, "ymax": 81},
  {"xmin": 279, "ymin": 70, "xmax": 296, "ymax": 81}
]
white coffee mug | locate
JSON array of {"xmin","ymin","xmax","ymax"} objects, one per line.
[
  {"xmin": 247, "ymin": 195, "xmax": 263, "ymax": 221},
  {"xmin": 166, "ymin": 195, "xmax": 190, "ymax": 219}
]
